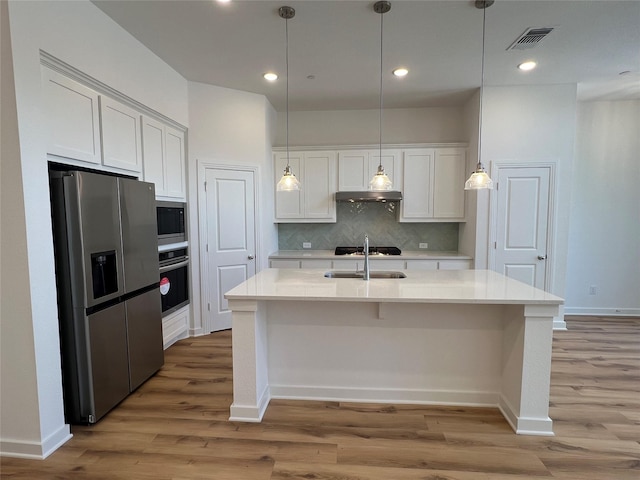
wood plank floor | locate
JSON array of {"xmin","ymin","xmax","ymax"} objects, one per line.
[{"xmin": 2, "ymin": 316, "xmax": 639, "ymax": 479}]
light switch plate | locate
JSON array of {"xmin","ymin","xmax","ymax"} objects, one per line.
[
  {"xmin": 303, "ymin": 242, "xmax": 312, "ymax": 249},
  {"xmin": 419, "ymin": 243, "xmax": 429, "ymax": 249}
]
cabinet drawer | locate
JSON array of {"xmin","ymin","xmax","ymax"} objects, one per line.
[
  {"xmin": 405, "ymin": 260, "xmax": 438, "ymax": 271},
  {"xmin": 270, "ymin": 259, "xmax": 301, "ymax": 269},
  {"xmin": 301, "ymin": 259, "xmax": 333, "ymax": 269}
]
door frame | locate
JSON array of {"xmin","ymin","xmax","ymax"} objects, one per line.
[
  {"xmin": 197, "ymin": 161, "xmax": 260, "ymax": 333},
  {"xmin": 487, "ymin": 161, "xmax": 557, "ymax": 293}
]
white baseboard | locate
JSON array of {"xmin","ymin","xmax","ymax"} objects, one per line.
[
  {"xmin": 498, "ymin": 396, "xmax": 554, "ymax": 436},
  {"xmin": 564, "ymin": 307, "xmax": 640, "ymax": 317},
  {"xmin": 229, "ymin": 385, "xmax": 270, "ymax": 422},
  {"xmin": 1, "ymin": 424, "xmax": 72, "ymax": 459},
  {"xmin": 269, "ymin": 385, "xmax": 500, "ymax": 407}
]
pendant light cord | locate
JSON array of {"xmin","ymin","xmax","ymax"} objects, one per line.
[
  {"xmin": 477, "ymin": 2, "xmax": 486, "ymax": 170},
  {"xmin": 379, "ymin": 7, "xmax": 384, "ymax": 167},
  {"xmin": 285, "ymin": 13, "xmax": 290, "ymax": 169}
]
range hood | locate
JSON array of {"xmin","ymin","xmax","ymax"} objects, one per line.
[{"xmin": 335, "ymin": 191, "xmax": 402, "ymax": 202}]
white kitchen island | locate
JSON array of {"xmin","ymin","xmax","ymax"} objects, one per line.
[{"xmin": 224, "ymin": 268, "xmax": 563, "ymax": 435}]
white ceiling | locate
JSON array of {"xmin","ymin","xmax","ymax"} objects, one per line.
[{"xmin": 92, "ymin": 0, "xmax": 640, "ymax": 111}]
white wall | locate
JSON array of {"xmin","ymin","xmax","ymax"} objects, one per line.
[
  {"xmin": 1, "ymin": 0, "xmax": 44, "ymax": 454},
  {"xmin": 458, "ymin": 90, "xmax": 480, "ymax": 261},
  {"xmin": 275, "ymin": 106, "xmax": 466, "ymax": 146},
  {"xmin": 187, "ymin": 81, "xmax": 278, "ymax": 334},
  {"xmin": 565, "ymin": 100, "xmax": 640, "ymax": 315},
  {"xmin": 3, "ymin": 0, "xmax": 188, "ymax": 458},
  {"xmin": 480, "ymin": 84, "xmax": 577, "ymax": 308}
]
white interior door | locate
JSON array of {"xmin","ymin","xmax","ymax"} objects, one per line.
[
  {"xmin": 492, "ymin": 165, "xmax": 552, "ymax": 289},
  {"xmin": 203, "ymin": 167, "xmax": 256, "ymax": 332}
]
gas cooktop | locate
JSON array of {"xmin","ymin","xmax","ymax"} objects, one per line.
[{"xmin": 334, "ymin": 246, "xmax": 402, "ymax": 256}]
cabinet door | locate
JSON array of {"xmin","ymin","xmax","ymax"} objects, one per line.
[
  {"xmin": 100, "ymin": 96, "xmax": 142, "ymax": 172},
  {"xmin": 399, "ymin": 149, "xmax": 434, "ymax": 221},
  {"xmin": 274, "ymin": 152, "xmax": 304, "ymax": 219},
  {"xmin": 369, "ymin": 259, "xmax": 405, "ymax": 271},
  {"xmin": 369, "ymin": 149, "xmax": 400, "ymax": 189},
  {"xmin": 304, "ymin": 151, "xmax": 336, "ymax": 220},
  {"xmin": 338, "ymin": 150, "xmax": 369, "ymax": 190},
  {"xmin": 165, "ymin": 127, "xmax": 186, "ymax": 198},
  {"xmin": 332, "ymin": 259, "xmax": 360, "ymax": 271},
  {"xmin": 141, "ymin": 116, "xmax": 166, "ymax": 196},
  {"xmin": 438, "ymin": 259, "xmax": 472, "ymax": 270},
  {"xmin": 43, "ymin": 68, "xmax": 101, "ymax": 164},
  {"xmin": 301, "ymin": 259, "xmax": 333, "ymax": 269},
  {"xmin": 405, "ymin": 259, "xmax": 438, "ymax": 270},
  {"xmin": 433, "ymin": 148, "xmax": 466, "ymax": 219},
  {"xmin": 270, "ymin": 259, "xmax": 301, "ymax": 269}
]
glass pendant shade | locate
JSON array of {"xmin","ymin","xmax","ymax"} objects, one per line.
[
  {"xmin": 369, "ymin": 165, "xmax": 393, "ymax": 191},
  {"xmin": 276, "ymin": 164, "xmax": 301, "ymax": 191},
  {"xmin": 464, "ymin": 163, "xmax": 494, "ymax": 190}
]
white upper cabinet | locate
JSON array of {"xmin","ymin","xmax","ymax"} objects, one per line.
[
  {"xmin": 142, "ymin": 116, "xmax": 186, "ymax": 200},
  {"xmin": 100, "ymin": 96, "xmax": 142, "ymax": 172},
  {"xmin": 338, "ymin": 149, "xmax": 400, "ymax": 191},
  {"xmin": 399, "ymin": 147, "xmax": 466, "ymax": 222},
  {"xmin": 400, "ymin": 148, "xmax": 435, "ymax": 220},
  {"xmin": 274, "ymin": 151, "xmax": 336, "ymax": 222},
  {"xmin": 164, "ymin": 127, "xmax": 186, "ymax": 199},
  {"xmin": 433, "ymin": 148, "xmax": 466, "ymax": 219},
  {"xmin": 43, "ymin": 68, "xmax": 101, "ymax": 164}
]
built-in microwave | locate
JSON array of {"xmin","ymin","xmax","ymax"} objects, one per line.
[{"xmin": 157, "ymin": 201, "xmax": 186, "ymax": 245}]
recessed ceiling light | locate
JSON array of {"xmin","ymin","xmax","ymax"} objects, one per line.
[
  {"xmin": 263, "ymin": 72, "xmax": 278, "ymax": 82},
  {"xmin": 217, "ymin": 0, "xmax": 232, "ymax": 3},
  {"xmin": 393, "ymin": 67, "xmax": 409, "ymax": 77},
  {"xmin": 518, "ymin": 61, "xmax": 537, "ymax": 71}
]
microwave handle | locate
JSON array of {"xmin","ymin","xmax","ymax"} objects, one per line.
[{"xmin": 159, "ymin": 259, "xmax": 190, "ymax": 273}]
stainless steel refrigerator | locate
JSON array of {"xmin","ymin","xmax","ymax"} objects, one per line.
[{"xmin": 49, "ymin": 169, "xmax": 164, "ymax": 424}]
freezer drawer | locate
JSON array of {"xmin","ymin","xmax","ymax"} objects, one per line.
[
  {"xmin": 87, "ymin": 303, "xmax": 130, "ymax": 423},
  {"xmin": 126, "ymin": 288, "xmax": 164, "ymax": 391}
]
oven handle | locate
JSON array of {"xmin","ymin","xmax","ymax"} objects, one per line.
[{"xmin": 159, "ymin": 258, "xmax": 189, "ymax": 273}]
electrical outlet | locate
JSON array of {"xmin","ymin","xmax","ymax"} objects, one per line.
[
  {"xmin": 419, "ymin": 243, "xmax": 429, "ymax": 249},
  {"xmin": 303, "ymin": 242, "xmax": 312, "ymax": 249},
  {"xmin": 589, "ymin": 285, "xmax": 597, "ymax": 296}
]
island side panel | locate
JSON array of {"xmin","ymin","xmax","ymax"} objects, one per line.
[
  {"xmin": 500, "ymin": 303, "xmax": 557, "ymax": 436},
  {"xmin": 266, "ymin": 301, "xmax": 505, "ymax": 406},
  {"xmin": 228, "ymin": 299, "xmax": 270, "ymax": 422}
]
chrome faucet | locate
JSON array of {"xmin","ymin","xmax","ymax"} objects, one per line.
[{"xmin": 363, "ymin": 234, "xmax": 370, "ymax": 281}]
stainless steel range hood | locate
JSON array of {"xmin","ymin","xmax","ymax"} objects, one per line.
[{"xmin": 335, "ymin": 191, "xmax": 402, "ymax": 202}]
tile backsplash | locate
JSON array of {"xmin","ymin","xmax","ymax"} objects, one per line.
[{"xmin": 278, "ymin": 202, "xmax": 459, "ymax": 251}]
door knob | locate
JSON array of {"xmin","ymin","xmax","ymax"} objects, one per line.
[
  {"xmin": 248, "ymin": 255, "xmax": 255, "ymax": 260},
  {"xmin": 537, "ymin": 255, "xmax": 547, "ymax": 260}
]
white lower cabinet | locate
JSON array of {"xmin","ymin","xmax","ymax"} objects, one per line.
[
  {"xmin": 270, "ymin": 259, "xmax": 302, "ymax": 268},
  {"xmin": 405, "ymin": 260, "xmax": 438, "ymax": 270},
  {"xmin": 301, "ymin": 259, "xmax": 333, "ymax": 269},
  {"xmin": 271, "ymin": 257, "xmax": 471, "ymax": 270},
  {"xmin": 162, "ymin": 305, "xmax": 190, "ymax": 350},
  {"xmin": 405, "ymin": 259, "xmax": 472, "ymax": 270}
]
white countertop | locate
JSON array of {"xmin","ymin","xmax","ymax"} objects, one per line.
[
  {"xmin": 225, "ymin": 268, "xmax": 564, "ymax": 305},
  {"xmin": 269, "ymin": 250, "xmax": 472, "ymax": 260}
]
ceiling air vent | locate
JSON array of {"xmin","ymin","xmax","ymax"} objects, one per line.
[{"xmin": 507, "ymin": 27, "xmax": 554, "ymax": 50}]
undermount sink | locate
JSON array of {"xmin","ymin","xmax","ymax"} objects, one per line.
[{"xmin": 324, "ymin": 271, "xmax": 406, "ymax": 279}]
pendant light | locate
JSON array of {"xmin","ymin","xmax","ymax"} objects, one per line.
[
  {"xmin": 465, "ymin": 0, "xmax": 494, "ymax": 190},
  {"xmin": 370, "ymin": 1, "xmax": 393, "ymax": 191},
  {"xmin": 276, "ymin": 6, "xmax": 301, "ymax": 192}
]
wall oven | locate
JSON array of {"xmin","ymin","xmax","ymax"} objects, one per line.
[
  {"xmin": 159, "ymin": 247, "xmax": 189, "ymax": 316},
  {"xmin": 157, "ymin": 201, "xmax": 186, "ymax": 245}
]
